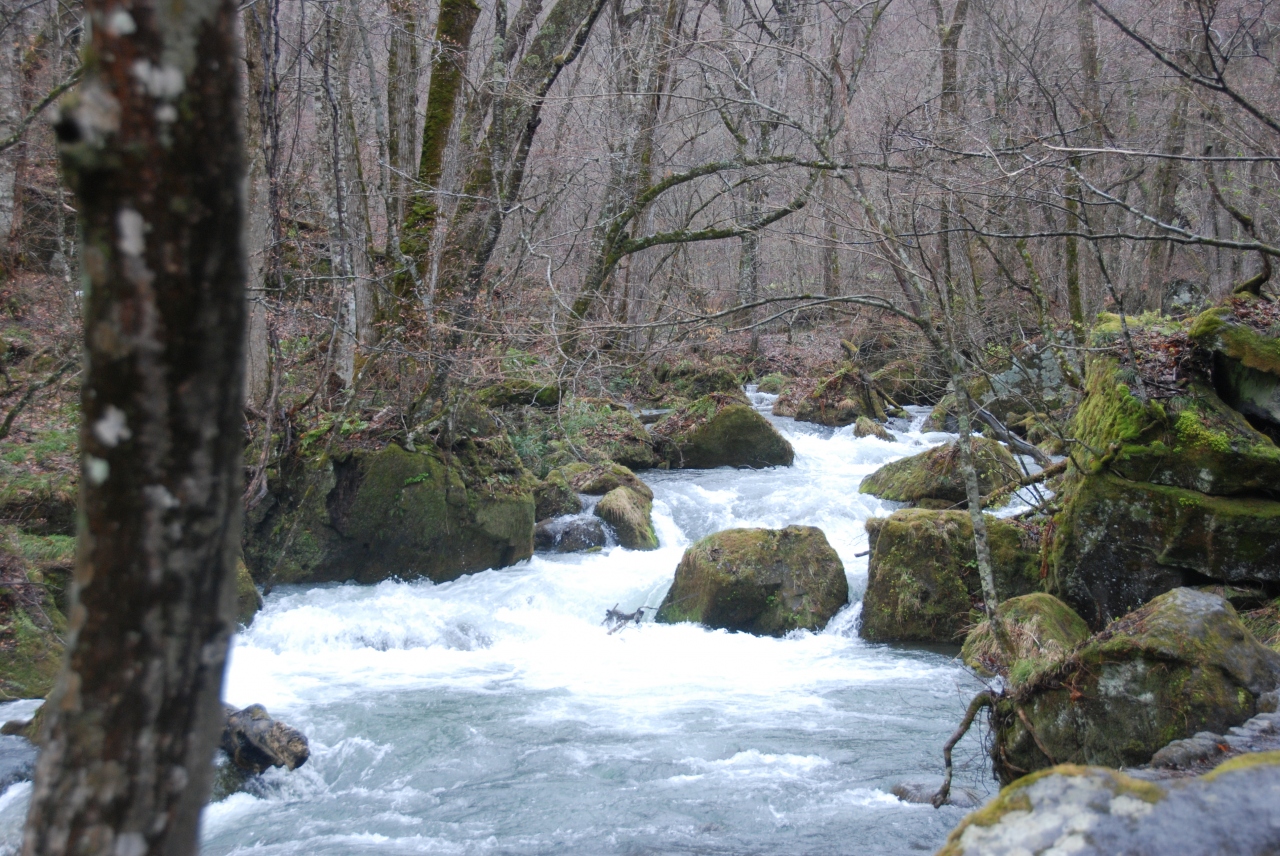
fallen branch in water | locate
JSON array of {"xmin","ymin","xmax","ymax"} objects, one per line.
[
  {"xmin": 932, "ymin": 690, "xmax": 996, "ymax": 808},
  {"xmin": 603, "ymin": 603, "xmax": 653, "ymax": 634},
  {"xmin": 974, "ymin": 407, "xmax": 1052, "ymax": 466}
]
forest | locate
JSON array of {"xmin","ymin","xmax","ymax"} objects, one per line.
[{"xmin": 2, "ymin": 0, "xmax": 1280, "ymax": 853}]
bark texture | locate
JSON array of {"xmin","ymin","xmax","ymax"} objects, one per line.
[{"xmin": 22, "ymin": 0, "xmax": 247, "ymax": 851}]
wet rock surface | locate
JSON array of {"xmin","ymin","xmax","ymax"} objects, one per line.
[
  {"xmin": 535, "ymin": 516, "xmax": 608, "ymax": 553},
  {"xmin": 593, "ymin": 487, "xmax": 658, "ymax": 551},
  {"xmin": 654, "ymin": 395, "xmax": 794, "ymax": 469},
  {"xmin": 220, "ymin": 703, "xmax": 310, "ymax": 775},
  {"xmin": 858, "ymin": 438, "xmax": 1020, "ymax": 506}
]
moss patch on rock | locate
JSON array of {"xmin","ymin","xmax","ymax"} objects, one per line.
[
  {"xmin": 962, "ymin": 593, "xmax": 1090, "ymax": 685},
  {"xmin": 992, "ymin": 588, "xmax": 1280, "ymax": 782},
  {"xmin": 561, "ymin": 461, "xmax": 653, "ymax": 501},
  {"xmin": 594, "ymin": 486, "xmax": 658, "ymax": 551},
  {"xmin": 853, "ymin": 416, "xmax": 893, "ymax": 441},
  {"xmin": 534, "ymin": 468, "xmax": 582, "ymax": 521},
  {"xmin": 235, "ymin": 559, "xmax": 263, "ymax": 627},
  {"xmin": 772, "ymin": 365, "xmax": 885, "ymax": 427},
  {"xmin": 654, "ymin": 395, "xmax": 794, "ymax": 469},
  {"xmin": 859, "ymin": 509, "xmax": 1041, "ymax": 643},
  {"xmin": 859, "ymin": 438, "xmax": 1020, "ymax": 505},
  {"xmin": 1049, "ymin": 472, "xmax": 1280, "ymax": 628},
  {"xmin": 656, "ymin": 526, "xmax": 847, "ymax": 636}
]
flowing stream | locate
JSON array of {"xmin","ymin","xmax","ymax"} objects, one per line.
[{"xmin": 1, "ymin": 392, "xmax": 999, "ymax": 855}]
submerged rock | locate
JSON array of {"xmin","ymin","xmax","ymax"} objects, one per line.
[
  {"xmin": 656, "ymin": 526, "xmax": 847, "ymax": 636},
  {"xmin": 992, "ymin": 588, "xmax": 1280, "ymax": 781},
  {"xmin": 535, "ymin": 516, "xmax": 607, "ymax": 553},
  {"xmin": 859, "ymin": 509, "xmax": 1041, "ymax": 644},
  {"xmin": 654, "ymin": 394, "xmax": 794, "ymax": 469},
  {"xmin": 962, "ymin": 593, "xmax": 1090, "ymax": 683},
  {"xmin": 220, "ymin": 703, "xmax": 310, "ymax": 774},
  {"xmin": 594, "ymin": 487, "xmax": 658, "ymax": 551},
  {"xmin": 534, "ymin": 469, "xmax": 582, "ymax": 521},
  {"xmin": 858, "ymin": 438, "xmax": 1020, "ymax": 506},
  {"xmin": 243, "ymin": 434, "xmax": 537, "ymax": 586},
  {"xmin": 937, "ymin": 752, "xmax": 1280, "ymax": 856}
]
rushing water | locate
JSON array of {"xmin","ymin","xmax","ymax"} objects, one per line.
[{"xmin": 0, "ymin": 392, "xmax": 1003, "ymax": 856}]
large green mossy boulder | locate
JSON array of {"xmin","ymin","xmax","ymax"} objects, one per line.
[
  {"xmin": 561, "ymin": 461, "xmax": 653, "ymax": 501},
  {"xmin": 992, "ymin": 588, "xmax": 1280, "ymax": 782},
  {"xmin": 594, "ymin": 486, "xmax": 658, "ymax": 550},
  {"xmin": 474, "ymin": 378, "xmax": 561, "ymax": 409},
  {"xmin": 656, "ymin": 526, "xmax": 848, "ymax": 636},
  {"xmin": 244, "ymin": 437, "xmax": 537, "ymax": 586},
  {"xmin": 1049, "ymin": 472, "xmax": 1280, "ymax": 628},
  {"xmin": 859, "ymin": 438, "xmax": 1020, "ymax": 505},
  {"xmin": 859, "ymin": 509, "xmax": 1041, "ymax": 643},
  {"xmin": 1071, "ymin": 349, "xmax": 1280, "ymax": 496},
  {"xmin": 654, "ymin": 395, "xmax": 794, "ymax": 469},
  {"xmin": 938, "ymin": 752, "xmax": 1280, "ymax": 856},
  {"xmin": 655, "ymin": 363, "xmax": 743, "ymax": 400},
  {"xmin": 0, "ymin": 536, "xmax": 68, "ymax": 700},
  {"xmin": 962, "ymin": 593, "xmax": 1089, "ymax": 683}
]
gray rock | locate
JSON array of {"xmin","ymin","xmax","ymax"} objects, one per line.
[
  {"xmin": 535, "ymin": 517, "xmax": 607, "ymax": 553},
  {"xmin": 220, "ymin": 704, "xmax": 309, "ymax": 775}
]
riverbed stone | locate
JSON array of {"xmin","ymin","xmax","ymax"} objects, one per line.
[
  {"xmin": 243, "ymin": 433, "xmax": 537, "ymax": 586},
  {"xmin": 561, "ymin": 461, "xmax": 653, "ymax": 501},
  {"xmin": 220, "ymin": 703, "xmax": 310, "ymax": 774},
  {"xmin": 859, "ymin": 509, "xmax": 1041, "ymax": 644},
  {"xmin": 853, "ymin": 416, "xmax": 894, "ymax": 441},
  {"xmin": 858, "ymin": 437, "xmax": 1021, "ymax": 505},
  {"xmin": 654, "ymin": 394, "xmax": 794, "ymax": 469},
  {"xmin": 535, "ymin": 517, "xmax": 607, "ymax": 553},
  {"xmin": 594, "ymin": 486, "xmax": 658, "ymax": 550},
  {"xmin": 937, "ymin": 752, "xmax": 1280, "ymax": 856},
  {"xmin": 534, "ymin": 468, "xmax": 582, "ymax": 520},
  {"xmin": 656, "ymin": 526, "xmax": 847, "ymax": 636},
  {"xmin": 992, "ymin": 588, "xmax": 1280, "ymax": 782}
]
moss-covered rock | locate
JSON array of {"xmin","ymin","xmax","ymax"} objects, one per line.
[
  {"xmin": 870, "ymin": 359, "xmax": 947, "ymax": 406},
  {"xmin": 859, "ymin": 438, "xmax": 1020, "ymax": 505},
  {"xmin": 505, "ymin": 397, "xmax": 657, "ymax": 477},
  {"xmin": 853, "ymin": 416, "xmax": 894, "ymax": 441},
  {"xmin": 1190, "ymin": 300, "xmax": 1280, "ymax": 437},
  {"xmin": 924, "ymin": 394, "xmax": 958, "ymax": 432},
  {"xmin": 534, "ymin": 469, "xmax": 582, "ymax": 521},
  {"xmin": 962, "ymin": 593, "xmax": 1089, "ymax": 684},
  {"xmin": 0, "ymin": 537, "xmax": 67, "ymax": 700},
  {"xmin": 1049, "ymin": 472, "xmax": 1280, "ymax": 628},
  {"xmin": 655, "ymin": 361, "xmax": 744, "ymax": 401},
  {"xmin": 656, "ymin": 526, "xmax": 847, "ymax": 636},
  {"xmin": 992, "ymin": 588, "xmax": 1280, "ymax": 782},
  {"xmin": 938, "ymin": 752, "xmax": 1280, "ymax": 856},
  {"xmin": 244, "ymin": 435, "xmax": 537, "ymax": 586},
  {"xmin": 654, "ymin": 395, "xmax": 794, "ymax": 469},
  {"xmin": 594, "ymin": 486, "xmax": 658, "ymax": 551},
  {"xmin": 561, "ymin": 461, "xmax": 653, "ymax": 501},
  {"xmin": 1070, "ymin": 350, "xmax": 1280, "ymax": 496},
  {"xmin": 755, "ymin": 373, "xmax": 789, "ymax": 394},
  {"xmin": 235, "ymin": 559, "xmax": 263, "ymax": 627},
  {"xmin": 859, "ymin": 509, "xmax": 1041, "ymax": 643},
  {"xmin": 773, "ymin": 365, "xmax": 886, "ymax": 427},
  {"xmin": 474, "ymin": 378, "xmax": 561, "ymax": 408}
]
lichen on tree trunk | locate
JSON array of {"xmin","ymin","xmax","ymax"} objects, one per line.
[{"xmin": 22, "ymin": 0, "xmax": 247, "ymax": 851}]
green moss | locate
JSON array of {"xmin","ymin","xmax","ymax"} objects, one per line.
[
  {"xmin": 1191, "ymin": 305, "xmax": 1280, "ymax": 377},
  {"xmin": 1200, "ymin": 750, "xmax": 1280, "ymax": 781},
  {"xmin": 655, "ymin": 397, "xmax": 794, "ymax": 469},
  {"xmin": 594, "ymin": 486, "xmax": 657, "ymax": 550},
  {"xmin": 860, "ymin": 509, "xmax": 1041, "ymax": 643},
  {"xmin": 506, "ymin": 397, "xmax": 656, "ymax": 477},
  {"xmin": 656, "ymin": 526, "xmax": 847, "ymax": 636},
  {"xmin": 755, "ymin": 373, "xmax": 788, "ymax": 394},
  {"xmin": 859, "ymin": 437, "xmax": 1020, "ymax": 504},
  {"xmin": 962, "ymin": 593, "xmax": 1089, "ymax": 682},
  {"xmin": 235, "ymin": 559, "xmax": 262, "ymax": 627}
]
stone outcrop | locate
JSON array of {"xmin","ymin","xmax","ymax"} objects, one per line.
[
  {"xmin": 244, "ymin": 430, "xmax": 537, "ymax": 586},
  {"xmin": 594, "ymin": 486, "xmax": 658, "ymax": 551},
  {"xmin": 654, "ymin": 394, "xmax": 794, "ymax": 469},
  {"xmin": 858, "ymin": 438, "xmax": 1020, "ymax": 507},
  {"xmin": 535, "ymin": 517, "xmax": 607, "ymax": 553},
  {"xmin": 859, "ymin": 509, "xmax": 1041, "ymax": 643},
  {"xmin": 533, "ymin": 469, "xmax": 582, "ymax": 521},
  {"xmin": 992, "ymin": 588, "xmax": 1280, "ymax": 781},
  {"xmin": 562, "ymin": 461, "xmax": 653, "ymax": 500},
  {"xmin": 936, "ymin": 751, "xmax": 1280, "ymax": 856},
  {"xmin": 1049, "ymin": 307, "xmax": 1280, "ymax": 628},
  {"xmin": 656, "ymin": 526, "xmax": 847, "ymax": 636}
]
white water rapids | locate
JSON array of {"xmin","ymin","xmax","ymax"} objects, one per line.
[{"xmin": 1, "ymin": 391, "xmax": 1014, "ymax": 855}]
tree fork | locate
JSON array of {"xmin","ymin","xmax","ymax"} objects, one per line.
[{"xmin": 23, "ymin": 0, "xmax": 247, "ymax": 849}]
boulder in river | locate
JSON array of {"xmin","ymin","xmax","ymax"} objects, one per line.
[
  {"xmin": 534, "ymin": 468, "xmax": 582, "ymax": 521},
  {"xmin": 853, "ymin": 416, "xmax": 894, "ymax": 441},
  {"xmin": 772, "ymin": 365, "xmax": 886, "ymax": 427},
  {"xmin": 243, "ymin": 431, "xmax": 537, "ymax": 586},
  {"xmin": 594, "ymin": 487, "xmax": 658, "ymax": 551},
  {"xmin": 535, "ymin": 516, "xmax": 607, "ymax": 553},
  {"xmin": 937, "ymin": 752, "xmax": 1280, "ymax": 856},
  {"xmin": 656, "ymin": 526, "xmax": 847, "ymax": 636},
  {"xmin": 654, "ymin": 394, "xmax": 794, "ymax": 469},
  {"xmin": 961, "ymin": 592, "xmax": 1090, "ymax": 684},
  {"xmin": 858, "ymin": 438, "xmax": 1020, "ymax": 506},
  {"xmin": 220, "ymin": 703, "xmax": 310, "ymax": 774},
  {"xmin": 561, "ymin": 461, "xmax": 653, "ymax": 501},
  {"xmin": 859, "ymin": 509, "xmax": 1041, "ymax": 643},
  {"xmin": 992, "ymin": 588, "xmax": 1280, "ymax": 782}
]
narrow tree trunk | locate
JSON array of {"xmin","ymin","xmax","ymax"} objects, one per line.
[
  {"xmin": 23, "ymin": 0, "xmax": 246, "ymax": 850},
  {"xmin": 243, "ymin": 5, "xmax": 274, "ymax": 407}
]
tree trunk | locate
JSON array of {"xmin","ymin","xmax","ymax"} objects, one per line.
[
  {"xmin": 243, "ymin": 4, "xmax": 274, "ymax": 407},
  {"xmin": 23, "ymin": 0, "xmax": 246, "ymax": 851}
]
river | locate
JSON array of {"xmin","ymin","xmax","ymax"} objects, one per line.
[{"xmin": 0, "ymin": 391, "xmax": 995, "ymax": 855}]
